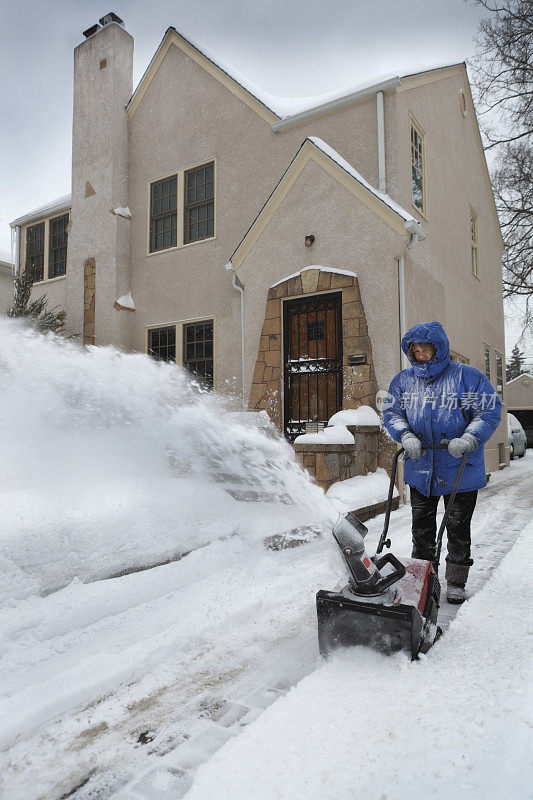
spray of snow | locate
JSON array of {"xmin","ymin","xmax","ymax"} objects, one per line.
[{"xmin": 0, "ymin": 319, "xmax": 336, "ymax": 602}]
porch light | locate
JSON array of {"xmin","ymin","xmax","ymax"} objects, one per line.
[{"xmin": 305, "ymin": 235, "xmax": 315, "ymax": 247}]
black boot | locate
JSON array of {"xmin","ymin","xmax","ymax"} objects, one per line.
[{"xmin": 445, "ymin": 562, "xmax": 470, "ymax": 604}]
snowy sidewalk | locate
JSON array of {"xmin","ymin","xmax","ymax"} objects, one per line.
[{"xmin": 185, "ymin": 521, "xmax": 533, "ymax": 800}]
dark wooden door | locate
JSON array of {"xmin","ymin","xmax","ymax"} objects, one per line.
[{"xmin": 283, "ymin": 293, "xmax": 343, "ymax": 439}]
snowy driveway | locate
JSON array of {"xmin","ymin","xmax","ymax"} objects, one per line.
[{"xmin": 2, "ymin": 453, "xmax": 532, "ymax": 800}]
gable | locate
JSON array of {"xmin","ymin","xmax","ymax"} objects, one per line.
[
  {"xmin": 127, "ymin": 28, "xmax": 278, "ymax": 123},
  {"xmin": 229, "ymin": 139, "xmax": 420, "ymax": 270}
]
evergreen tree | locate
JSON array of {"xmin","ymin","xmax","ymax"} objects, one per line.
[
  {"xmin": 506, "ymin": 343, "xmax": 526, "ymax": 381},
  {"xmin": 7, "ymin": 269, "xmax": 67, "ymax": 334}
]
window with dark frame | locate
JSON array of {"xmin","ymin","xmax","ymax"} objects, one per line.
[
  {"xmin": 183, "ymin": 320, "xmax": 214, "ymax": 388},
  {"xmin": 184, "ymin": 162, "xmax": 214, "ymax": 244},
  {"xmin": 150, "ymin": 176, "xmax": 177, "ymax": 252},
  {"xmin": 26, "ymin": 223, "xmax": 45, "ymax": 283},
  {"xmin": 495, "ymin": 351, "xmax": 504, "ymax": 400},
  {"xmin": 148, "ymin": 326, "xmax": 176, "ymax": 362},
  {"xmin": 410, "ymin": 122, "xmax": 425, "ymax": 214},
  {"xmin": 49, "ymin": 214, "xmax": 69, "ymax": 278},
  {"xmin": 484, "ymin": 343, "xmax": 491, "ymax": 380}
]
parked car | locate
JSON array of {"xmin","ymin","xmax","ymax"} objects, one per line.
[{"xmin": 508, "ymin": 412, "xmax": 527, "ymax": 459}]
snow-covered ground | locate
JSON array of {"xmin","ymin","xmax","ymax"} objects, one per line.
[{"xmin": 0, "ymin": 320, "xmax": 531, "ymax": 800}]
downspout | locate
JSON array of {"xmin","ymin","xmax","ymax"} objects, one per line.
[
  {"xmin": 225, "ymin": 261, "xmax": 246, "ymax": 409},
  {"xmin": 377, "ymin": 91, "xmax": 386, "ymax": 193},
  {"xmin": 13, "ymin": 225, "xmax": 20, "ymax": 275},
  {"xmin": 398, "ymin": 220, "xmax": 427, "ymax": 370}
]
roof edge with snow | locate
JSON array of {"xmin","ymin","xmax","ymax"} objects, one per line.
[
  {"xmin": 506, "ymin": 373, "xmax": 533, "ymax": 386},
  {"xmin": 11, "ymin": 195, "xmax": 71, "ymax": 229}
]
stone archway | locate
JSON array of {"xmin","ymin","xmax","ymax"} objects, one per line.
[{"xmin": 248, "ymin": 267, "xmax": 378, "ymax": 434}]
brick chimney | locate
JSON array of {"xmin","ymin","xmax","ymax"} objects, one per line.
[{"xmin": 66, "ymin": 14, "xmax": 133, "ymax": 346}]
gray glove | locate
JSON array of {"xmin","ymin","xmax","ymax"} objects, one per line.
[
  {"xmin": 401, "ymin": 431, "xmax": 423, "ymax": 460},
  {"xmin": 447, "ymin": 433, "xmax": 479, "ymax": 458}
]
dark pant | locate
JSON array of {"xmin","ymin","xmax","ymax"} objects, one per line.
[{"xmin": 410, "ymin": 487, "xmax": 478, "ymax": 567}]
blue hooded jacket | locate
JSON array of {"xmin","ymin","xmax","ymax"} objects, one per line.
[{"xmin": 383, "ymin": 322, "xmax": 502, "ymax": 497}]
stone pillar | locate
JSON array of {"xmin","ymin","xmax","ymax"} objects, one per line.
[{"xmin": 83, "ymin": 258, "xmax": 96, "ymax": 345}]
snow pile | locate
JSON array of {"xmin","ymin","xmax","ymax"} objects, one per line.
[
  {"xmin": 116, "ymin": 291, "xmax": 135, "ymax": 309},
  {"xmin": 182, "ymin": 519, "xmax": 533, "ymax": 800},
  {"xmin": 0, "ymin": 319, "xmax": 334, "ymax": 604},
  {"xmin": 112, "ymin": 207, "xmax": 132, "ymax": 219},
  {"xmin": 328, "ymin": 406, "xmax": 381, "ymax": 427},
  {"xmin": 326, "ymin": 468, "xmax": 397, "ymax": 513},
  {"xmin": 270, "ymin": 266, "xmax": 356, "ymax": 288},
  {"xmin": 295, "ymin": 426, "xmax": 354, "ymax": 445}
]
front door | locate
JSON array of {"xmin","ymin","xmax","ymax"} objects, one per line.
[{"xmin": 283, "ymin": 293, "xmax": 343, "ymax": 439}]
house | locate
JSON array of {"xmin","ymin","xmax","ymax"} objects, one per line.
[
  {"xmin": 10, "ymin": 13, "xmax": 508, "ymax": 477},
  {"xmin": 506, "ymin": 373, "xmax": 533, "ymax": 447},
  {"xmin": 0, "ymin": 255, "xmax": 13, "ymax": 311}
]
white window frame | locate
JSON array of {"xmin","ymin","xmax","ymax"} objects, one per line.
[{"xmin": 146, "ymin": 157, "xmax": 217, "ymax": 256}]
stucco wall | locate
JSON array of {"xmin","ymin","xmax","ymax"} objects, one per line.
[{"xmin": 127, "ymin": 41, "xmax": 387, "ymax": 384}]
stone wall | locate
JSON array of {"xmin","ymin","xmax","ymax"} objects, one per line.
[{"xmin": 294, "ymin": 423, "xmax": 380, "ymax": 492}]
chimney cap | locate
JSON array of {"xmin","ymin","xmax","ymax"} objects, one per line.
[
  {"xmin": 99, "ymin": 12, "xmax": 124, "ymax": 26},
  {"xmin": 83, "ymin": 23, "xmax": 101, "ymax": 38}
]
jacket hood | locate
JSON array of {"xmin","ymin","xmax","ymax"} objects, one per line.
[{"xmin": 402, "ymin": 321, "xmax": 450, "ymax": 379}]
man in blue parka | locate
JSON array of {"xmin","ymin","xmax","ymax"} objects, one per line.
[{"xmin": 383, "ymin": 322, "xmax": 501, "ymax": 603}]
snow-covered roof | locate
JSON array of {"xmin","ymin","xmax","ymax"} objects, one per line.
[
  {"xmin": 128, "ymin": 26, "xmax": 464, "ymax": 126},
  {"xmin": 10, "ymin": 194, "xmax": 71, "ymax": 228},
  {"xmin": 506, "ymin": 373, "xmax": 533, "ymax": 386}
]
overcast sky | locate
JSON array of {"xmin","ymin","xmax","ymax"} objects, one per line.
[{"xmin": 0, "ymin": 0, "xmax": 529, "ymax": 356}]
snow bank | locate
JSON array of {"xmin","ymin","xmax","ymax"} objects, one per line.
[
  {"xmin": 295, "ymin": 426, "xmax": 354, "ymax": 445},
  {"xmin": 0, "ymin": 319, "xmax": 334, "ymax": 604},
  {"xmin": 328, "ymin": 406, "xmax": 381, "ymax": 427},
  {"xmin": 326, "ymin": 468, "xmax": 397, "ymax": 513},
  {"xmin": 184, "ymin": 519, "xmax": 533, "ymax": 800}
]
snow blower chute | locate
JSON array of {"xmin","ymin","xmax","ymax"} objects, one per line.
[{"xmin": 317, "ymin": 444, "xmax": 467, "ymax": 660}]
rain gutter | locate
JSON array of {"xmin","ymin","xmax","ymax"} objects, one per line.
[{"xmin": 270, "ymin": 76, "xmax": 401, "ymax": 133}]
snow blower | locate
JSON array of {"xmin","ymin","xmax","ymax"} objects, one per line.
[{"xmin": 317, "ymin": 443, "xmax": 467, "ymax": 660}]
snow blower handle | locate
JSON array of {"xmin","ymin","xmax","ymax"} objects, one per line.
[{"xmin": 377, "ymin": 442, "xmax": 467, "ymax": 556}]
